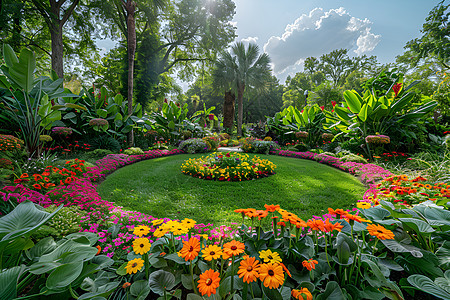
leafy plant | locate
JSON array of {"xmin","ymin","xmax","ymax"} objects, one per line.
[{"xmin": 0, "ymin": 45, "xmax": 85, "ymax": 157}]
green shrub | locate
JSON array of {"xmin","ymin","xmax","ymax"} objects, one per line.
[
  {"xmin": 294, "ymin": 143, "xmax": 309, "ymax": 152},
  {"xmin": 251, "ymin": 140, "xmax": 279, "ymax": 154},
  {"xmin": 444, "ymin": 135, "xmax": 450, "ymax": 149},
  {"xmin": 178, "ymin": 138, "xmax": 209, "ymax": 154},
  {"xmin": 33, "ymin": 205, "xmax": 87, "ymax": 240},
  {"xmin": 202, "ymin": 136, "xmax": 219, "ymax": 151},
  {"xmin": 87, "ymin": 135, "xmax": 121, "ymax": 152},
  {"xmin": 340, "ymin": 153, "xmax": 368, "ymax": 164},
  {"xmin": 123, "ymin": 147, "xmax": 144, "ymax": 155},
  {"xmin": 85, "ymin": 149, "xmax": 113, "ymax": 160}
]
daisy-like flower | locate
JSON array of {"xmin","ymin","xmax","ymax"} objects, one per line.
[
  {"xmin": 132, "ymin": 238, "xmax": 151, "ymax": 255},
  {"xmin": 202, "ymin": 245, "xmax": 223, "ymax": 261},
  {"xmin": 181, "ymin": 218, "xmax": 196, "ymax": 229},
  {"xmin": 264, "ymin": 204, "xmax": 280, "ymax": 212},
  {"xmin": 259, "ymin": 263, "xmax": 284, "ymax": 289},
  {"xmin": 178, "ymin": 237, "xmax": 201, "ymax": 261},
  {"xmin": 302, "ymin": 259, "xmax": 318, "ymax": 271},
  {"xmin": 344, "ymin": 213, "xmax": 372, "ymax": 224},
  {"xmin": 172, "ymin": 225, "xmax": 189, "ymax": 235},
  {"xmin": 254, "ymin": 210, "xmax": 268, "ymax": 220},
  {"xmin": 244, "ymin": 208, "xmax": 256, "ymax": 218},
  {"xmin": 125, "ymin": 258, "xmax": 144, "ymax": 274},
  {"xmin": 223, "ymin": 240, "xmax": 245, "ymax": 257},
  {"xmin": 292, "ymin": 288, "xmax": 313, "ymax": 300},
  {"xmin": 151, "ymin": 219, "xmax": 164, "ymax": 226},
  {"xmin": 153, "ymin": 227, "xmax": 169, "ymax": 238},
  {"xmin": 307, "ymin": 219, "xmax": 325, "ymax": 231},
  {"xmin": 259, "ymin": 249, "xmax": 282, "ymax": 264},
  {"xmin": 367, "ymin": 224, "xmax": 395, "ymax": 240},
  {"xmin": 328, "ymin": 208, "xmax": 348, "ymax": 218},
  {"xmin": 323, "ymin": 219, "xmax": 343, "ymax": 233},
  {"xmin": 238, "ymin": 256, "xmax": 260, "ymax": 283},
  {"xmin": 133, "ymin": 225, "xmax": 150, "ymax": 237},
  {"xmin": 197, "ymin": 269, "xmax": 220, "ymax": 297},
  {"xmin": 357, "ymin": 202, "xmax": 371, "ymax": 209}
]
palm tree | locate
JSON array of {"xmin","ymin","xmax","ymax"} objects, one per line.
[{"xmin": 213, "ymin": 42, "xmax": 271, "ymax": 136}]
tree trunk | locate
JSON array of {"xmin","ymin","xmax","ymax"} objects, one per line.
[
  {"xmin": 236, "ymin": 84, "xmax": 245, "ymax": 136},
  {"xmin": 125, "ymin": 0, "xmax": 136, "ymax": 146},
  {"xmin": 223, "ymin": 90, "xmax": 235, "ymax": 132},
  {"xmin": 50, "ymin": 26, "xmax": 64, "ymax": 78}
]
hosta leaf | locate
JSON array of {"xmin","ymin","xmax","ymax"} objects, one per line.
[
  {"xmin": 407, "ymin": 275, "xmax": 450, "ymax": 299},
  {"xmin": 148, "ymin": 270, "xmax": 176, "ymax": 296}
]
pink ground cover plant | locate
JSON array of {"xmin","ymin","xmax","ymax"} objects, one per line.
[{"xmin": 272, "ymin": 150, "xmax": 393, "ymax": 184}]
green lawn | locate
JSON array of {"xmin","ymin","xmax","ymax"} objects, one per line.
[{"xmin": 97, "ymin": 153, "xmax": 366, "ymax": 225}]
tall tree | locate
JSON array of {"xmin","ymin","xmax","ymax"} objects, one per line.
[
  {"xmin": 405, "ymin": 1, "xmax": 449, "ymax": 69},
  {"xmin": 319, "ymin": 49, "xmax": 353, "ymax": 87},
  {"xmin": 213, "ymin": 42, "xmax": 271, "ymax": 136}
]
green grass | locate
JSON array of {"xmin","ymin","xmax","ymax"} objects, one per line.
[{"xmin": 97, "ymin": 153, "xmax": 366, "ymax": 225}]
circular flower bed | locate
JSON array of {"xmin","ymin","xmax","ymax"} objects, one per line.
[{"xmin": 181, "ymin": 152, "xmax": 276, "ymax": 181}]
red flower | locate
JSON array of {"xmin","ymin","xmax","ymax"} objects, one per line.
[
  {"xmin": 33, "ymin": 184, "xmax": 41, "ymax": 190},
  {"xmin": 331, "ymin": 101, "xmax": 337, "ymax": 107},
  {"xmin": 392, "ymin": 83, "xmax": 402, "ymax": 97},
  {"xmin": 208, "ymin": 114, "xmax": 214, "ymax": 120},
  {"xmin": 320, "ymin": 106, "xmax": 324, "ymax": 111}
]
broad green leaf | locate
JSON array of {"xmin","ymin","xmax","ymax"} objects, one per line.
[
  {"xmin": 262, "ymin": 284, "xmax": 283, "ymax": 300},
  {"xmin": 26, "ymin": 237, "xmax": 57, "ymax": 261},
  {"xmin": 63, "ymin": 112, "xmax": 77, "ymax": 120},
  {"xmin": 130, "ymin": 280, "xmax": 151, "ymax": 300},
  {"xmin": 0, "ymin": 201, "xmax": 62, "ymax": 249},
  {"xmin": 407, "ymin": 275, "xmax": 450, "ymax": 299},
  {"xmin": 381, "ymin": 240, "xmax": 423, "ymax": 258},
  {"xmin": 316, "ymin": 281, "xmax": 345, "ymax": 299},
  {"xmin": 3, "ymin": 44, "xmax": 19, "ymax": 67},
  {"xmin": 46, "ymin": 261, "xmax": 83, "ymax": 290},
  {"xmin": 398, "ymin": 218, "xmax": 435, "ymax": 233},
  {"xmin": 358, "ymin": 103, "xmax": 368, "ymax": 122},
  {"xmin": 343, "ymin": 90, "xmax": 362, "ymax": 113},
  {"xmin": 436, "ymin": 242, "xmax": 450, "ymax": 269},
  {"xmin": 9, "ymin": 48, "xmax": 36, "ymax": 93},
  {"xmin": 96, "ymin": 109, "xmax": 108, "ymax": 118},
  {"xmin": 187, "ymin": 294, "xmax": 204, "ymax": 300},
  {"xmin": 334, "ymin": 106, "xmax": 351, "ymax": 121},
  {"xmin": 434, "ymin": 270, "xmax": 450, "ymax": 293},
  {"xmin": 149, "ymin": 270, "xmax": 176, "ymax": 296},
  {"xmin": 0, "ymin": 265, "xmax": 25, "ymax": 300}
]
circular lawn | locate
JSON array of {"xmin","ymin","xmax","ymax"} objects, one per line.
[{"xmin": 97, "ymin": 153, "xmax": 366, "ymax": 225}]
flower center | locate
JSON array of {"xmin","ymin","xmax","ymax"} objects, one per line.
[
  {"xmin": 231, "ymin": 246, "xmax": 237, "ymax": 250},
  {"xmin": 268, "ymin": 270, "xmax": 274, "ymax": 276},
  {"xmin": 210, "ymin": 251, "xmax": 215, "ymax": 255},
  {"xmin": 205, "ymin": 278, "xmax": 212, "ymax": 286},
  {"xmin": 189, "ymin": 246, "xmax": 194, "ymax": 252},
  {"xmin": 246, "ymin": 266, "xmax": 253, "ymax": 272},
  {"xmin": 132, "ymin": 263, "xmax": 137, "ymax": 268},
  {"xmin": 377, "ymin": 230, "xmax": 383, "ymax": 233},
  {"xmin": 140, "ymin": 244, "xmax": 144, "ymax": 248},
  {"xmin": 268, "ymin": 255, "xmax": 273, "ymax": 259}
]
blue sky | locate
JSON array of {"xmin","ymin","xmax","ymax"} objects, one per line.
[{"xmin": 232, "ymin": 0, "xmax": 442, "ymax": 83}]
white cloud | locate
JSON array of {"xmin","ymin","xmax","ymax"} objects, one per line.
[
  {"xmin": 241, "ymin": 36, "xmax": 259, "ymax": 44},
  {"xmin": 263, "ymin": 7, "xmax": 381, "ymax": 75}
]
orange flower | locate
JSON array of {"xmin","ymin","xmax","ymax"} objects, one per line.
[
  {"xmin": 279, "ymin": 262, "xmax": 291, "ymax": 278},
  {"xmin": 323, "ymin": 219, "xmax": 343, "ymax": 232},
  {"xmin": 33, "ymin": 174, "xmax": 43, "ymax": 181},
  {"xmin": 295, "ymin": 219, "xmax": 307, "ymax": 228},
  {"xmin": 292, "ymin": 288, "xmax": 313, "ymax": 300},
  {"xmin": 244, "ymin": 208, "xmax": 256, "ymax": 218},
  {"xmin": 178, "ymin": 237, "xmax": 201, "ymax": 261},
  {"xmin": 122, "ymin": 282, "xmax": 131, "ymax": 289},
  {"xmin": 259, "ymin": 263, "xmax": 284, "ymax": 289},
  {"xmin": 302, "ymin": 259, "xmax": 318, "ymax": 271},
  {"xmin": 65, "ymin": 177, "xmax": 72, "ymax": 184},
  {"xmin": 264, "ymin": 204, "xmax": 280, "ymax": 212},
  {"xmin": 96, "ymin": 245, "xmax": 101, "ymax": 255},
  {"xmin": 237, "ymin": 256, "xmax": 260, "ymax": 283},
  {"xmin": 367, "ymin": 224, "xmax": 395, "ymax": 240},
  {"xmin": 307, "ymin": 219, "xmax": 325, "ymax": 231},
  {"xmin": 197, "ymin": 269, "xmax": 220, "ymax": 297},
  {"xmin": 223, "ymin": 240, "xmax": 245, "ymax": 257},
  {"xmin": 33, "ymin": 184, "xmax": 41, "ymax": 190},
  {"xmin": 254, "ymin": 210, "xmax": 268, "ymax": 220},
  {"xmin": 327, "ymin": 208, "xmax": 347, "ymax": 217},
  {"xmin": 20, "ymin": 173, "xmax": 29, "ymax": 178},
  {"xmin": 344, "ymin": 214, "xmax": 372, "ymax": 223}
]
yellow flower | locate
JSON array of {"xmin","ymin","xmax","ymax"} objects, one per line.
[
  {"xmin": 259, "ymin": 249, "xmax": 282, "ymax": 264},
  {"xmin": 125, "ymin": 258, "xmax": 144, "ymax": 274},
  {"xmin": 151, "ymin": 219, "xmax": 164, "ymax": 226},
  {"xmin": 153, "ymin": 227, "xmax": 169, "ymax": 238},
  {"xmin": 172, "ymin": 225, "xmax": 189, "ymax": 235},
  {"xmin": 133, "ymin": 225, "xmax": 150, "ymax": 237},
  {"xmin": 202, "ymin": 245, "xmax": 223, "ymax": 261},
  {"xmin": 357, "ymin": 202, "xmax": 371, "ymax": 209},
  {"xmin": 132, "ymin": 238, "xmax": 151, "ymax": 255},
  {"xmin": 181, "ymin": 218, "xmax": 197, "ymax": 229}
]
